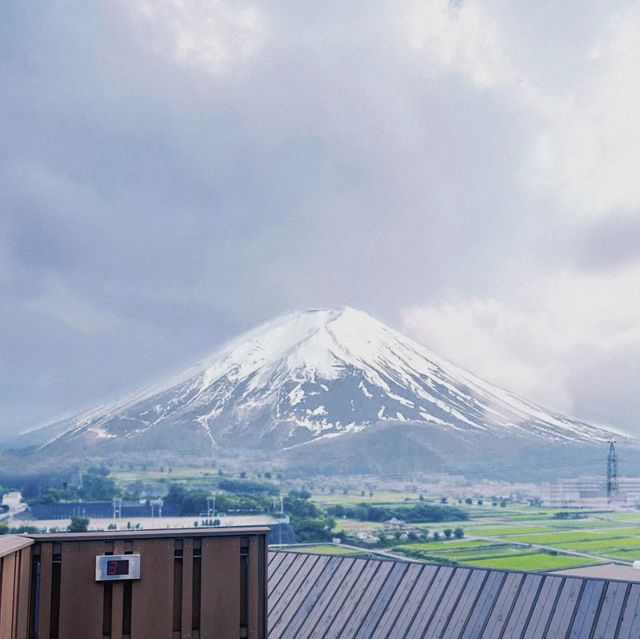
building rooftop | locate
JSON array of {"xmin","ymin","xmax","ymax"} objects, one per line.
[
  {"xmin": 267, "ymin": 550, "xmax": 640, "ymax": 638},
  {"xmin": 553, "ymin": 562, "xmax": 640, "ymax": 582}
]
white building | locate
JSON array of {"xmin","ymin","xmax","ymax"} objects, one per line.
[
  {"xmin": 545, "ymin": 477, "xmax": 640, "ymax": 508},
  {"xmin": 1, "ymin": 492, "xmax": 23, "ymax": 509}
]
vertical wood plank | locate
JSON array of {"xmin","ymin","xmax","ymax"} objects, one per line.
[
  {"xmin": 16, "ymin": 547, "xmax": 32, "ymax": 639},
  {"xmin": 58, "ymin": 541, "xmax": 105, "ymax": 639},
  {"xmin": 261, "ymin": 537, "xmax": 267, "ymax": 639},
  {"xmin": 111, "ymin": 540, "xmax": 125, "ymax": 639},
  {"xmin": 385, "ymin": 565, "xmax": 440, "ymax": 638},
  {"xmin": 296, "ymin": 557, "xmax": 361, "ymax": 638},
  {"xmin": 130, "ymin": 538, "xmax": 174, "ymax": 639},
  {"xmin": 181, "ymin": 539, "xmax": 193, "ymax": 639},
  {"xmin": 11, "ymin": 553, "xmax": 19, "ymax": 639},
  {"xmin": 200, "ymin": 537, "xmax": 240, "ymax": 639},
  {"xmin": 248, "ymin": 536, "xmax": 261, "ymax": 639},
  {"xmin": 0, "ymin": 558, "xmax": 3, "ymax": 635},
  {"xmin": 617, "ymin": 584, "xmax": 640, "ymax": 639},
  {"xmin": 0, "ymin": 554, "xmax": 16, "ymax": 639},
  {"xmin": 38, "ymin": 543, "xmax": 53, "ymax": 639},
  {"xmin": 371, "ymin": 563, "xmax": 424, "ymax": 639},
  {"xmin": 545, "ymin": 578, "xmax": 584, "ymax": 638}
]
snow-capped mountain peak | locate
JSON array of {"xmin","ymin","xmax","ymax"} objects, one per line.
[{"xmin": 39, "ymin": 306, "xmax": 617, "ymax": 455}]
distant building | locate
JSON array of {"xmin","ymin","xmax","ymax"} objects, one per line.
[
  {"xmin": 546, "ymin": 476, "xmax": 640, "ymax": 507},
  {"xmin": 1, "ymin": 491, "xmax": 23, "ymax": 508},
  {"xmin": 355, "ymin": 531, "xmax": 379, "ymax": 543}
]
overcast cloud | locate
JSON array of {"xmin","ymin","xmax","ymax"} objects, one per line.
[{"xmin": 2, "ymin": 0, "xmax": 640, "ymax": 438}]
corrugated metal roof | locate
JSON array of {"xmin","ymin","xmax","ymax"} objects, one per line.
[{"xmin": 267, "ymin": 550, "xmax": 640, "ymax": 638}]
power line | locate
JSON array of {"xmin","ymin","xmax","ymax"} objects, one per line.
[{"xmin": 607, "ymin": 440, "xmax": 619, "ymax": 503}]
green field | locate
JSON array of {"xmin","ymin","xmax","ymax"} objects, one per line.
[
  {"xmin": 313, "ymin": 489, "xmax": 640, "ymax": 571},
  {"xmin": 464, "ymin": 553, "xmax": 600, "ymax": 571},
  {"xmin": 392, "ymin": 537, "xmax": 603, "ymax": 571},
  {"xmin": 311, "ymin": 492, "xmax": 423, "ymax": 507},
  {"xmin": 333, "ymin": 518, "xmax": 385, "ymax": 533},
  {"xmin": 277, "ymin": 543, "xmax": 586, "ymax": 569},
  {"xmin": 505, "ymin": 529, "xmax": 640, "ymax": 545},
  {"xmin": 470, "ymin": 526, "xmax": 555, "ymax": 537},
  {"xmin": 554, "ymin": 537, "xmax": 640, "ymax": 551},
  {"xmin": 440, "ymin": 548, "xmax": 534, "ymax": 562},
  {"xmin": 398, "ymin": 540, "xmax": 495, "ymax": 552},
  {"xmin": 112, "ymin": 468, "xmax": 217, "ymax": 481}
]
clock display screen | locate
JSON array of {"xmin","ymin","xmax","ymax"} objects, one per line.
[{"xmin": 106, "ymin": 559, "xmax": 129, "ymax": 576}]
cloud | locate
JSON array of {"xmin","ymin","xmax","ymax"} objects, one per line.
[
  {"xmin": 402, "ymin": 263, "xmax": 640, "ymax": 432},
  {"xmin": 26, "ymin": 276, "xmax": 122, "ymax": 334},
  {"xmin": 130, "ymin": 0, "xmax": 266, "ymax": 75},
  {"xmin": 402, "ymin": 299, "xmax": 572, "ymax": 414},
  {"xmin": 579, "ymin": 212, "xmax": 640, "ymax": 270},
  {"xmin": 529, "ymin": 4, "xmax": 640, "ymax": 219},
  {"xmin": 403, "ymin": 1, "xmax": 640, "ymax": 222},
  {"xmin": 401, "ymin": 0, "xmax": 515, "ymax": 88}
]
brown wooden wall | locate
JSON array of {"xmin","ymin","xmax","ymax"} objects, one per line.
[
  {"xmin": 26, "ymin": 528, "xmax": 268, "ymax": 639},
  {"xmin": 0, "ymin": 537, "xmax": 33, "ymax": 639}
]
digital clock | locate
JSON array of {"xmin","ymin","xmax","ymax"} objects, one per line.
[{"xmin": 95, "ymin": 554, "xmax": 141, "ymax": 581}]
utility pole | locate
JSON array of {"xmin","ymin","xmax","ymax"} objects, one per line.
[{"xmin": 607, "ymin": 440, "xmax": 619, "ymax": 504}]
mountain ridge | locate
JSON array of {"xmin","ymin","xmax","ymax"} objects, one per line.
[{"xmin": 27, "ymin": 306, "xmax": 622, "ymax": 469}]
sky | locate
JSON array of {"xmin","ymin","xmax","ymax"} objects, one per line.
[{"xmin": 2, "ymin": 0, "xmax": 640, "ymax": 439}]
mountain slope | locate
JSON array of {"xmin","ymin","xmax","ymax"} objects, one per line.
[{"xmin": 34, "ymin": 307, "xmax": 618, "ymax": 464}]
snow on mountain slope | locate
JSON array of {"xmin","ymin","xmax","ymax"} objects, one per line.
[{"xmin": 40, "ymin": 307, "xmax": 617, "ymax": 452}]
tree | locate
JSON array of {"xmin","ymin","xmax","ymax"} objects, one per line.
[
  {"xmin": 443, "ymin": 528, "xmax": 453, "ymax": 539},
  {"xmin": 123, "ymin": 480, "xmax": 144, "ymax": 501},
  {"xmin": 79, "ymin": 466, "xmax": 116, "ymax": 501},
  {"xmin": 464, "ymin": 498, "xmax": 473, "ymax": 505},
  {"xmin": 453, "ymin": 527, "xmax": 464, "ymax": 539},
  {"xmin": 440, "ymin": 497, "xmax": 448, "ymax": 504},
  {"xmin": 500, "ymin": 500, "xmax": 507, "ymax": 508},
  {"xmin": 293, "ymin": 519, "xmax": 331, "ymax": 542},
  {"xmin": 432, "ymin": 532, "xmax": 441, "ymax": 541},
  {"xmin": 68, "ymin": 516, "xmax": 89, "ymax": 533},
  {"xmin": 477, "ymin": 499, "xmax": 483, "ymax": 506}
]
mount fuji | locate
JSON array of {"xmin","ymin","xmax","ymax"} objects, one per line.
[{"xmin": 27, "ymin": 307, "xmax": 624, "ymax": 477}]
